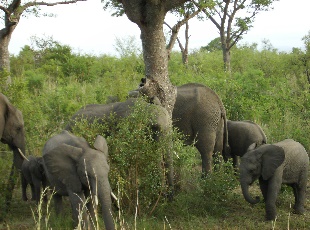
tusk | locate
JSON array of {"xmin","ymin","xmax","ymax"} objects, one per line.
[
  {"xmin": 18, "ymin": 148, "xmax": 29, "ymax": 161},
  {"xmin": 111, "ymin": 191, "xmax": 118, "ymax": 202}
]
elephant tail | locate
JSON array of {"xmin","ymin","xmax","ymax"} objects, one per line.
[{"xmin": 222, "ymin": 111, "xmax": 231, "ymax": 159}]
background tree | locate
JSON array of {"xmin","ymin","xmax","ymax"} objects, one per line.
[
  {"xmin": 301, "ymin": 31, "xmax": 310, "ymax": 84},
  {"xmin": 165, "ymin": 3, "xmax": 203, "ymax": 65},
  {"xmin": 200, "ymin": 37, "xmax": 222, "ymax": 52},
  {"xmin": 193, "ymin": 0, "xmax": 278, "ymax": 72},
  {"xmin": 103, "ymin": 0, "xmax": 190, "ymax": 115},
  {"xmin": 0, "ymin": 0, "xmax": 86, "ymax": 84}
]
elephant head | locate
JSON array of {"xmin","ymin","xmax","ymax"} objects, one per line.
[
  {"xmin": 21, "ymin": 156, "xmax": 47, "ymax": 203},
  {"xmin": 239, "ymin": 143, "xmax": 285, "ymax": 204},
  {"xmin": 0, "ymin": 93, "xmax": 27, "ymax": 170},
  {"xmin": 43, "ymin": 133, "xmax": 114, "ymax": 230}
]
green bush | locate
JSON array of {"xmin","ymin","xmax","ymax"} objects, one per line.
[
  {"xmin": 70, "ymin": 99, "xmax": 185, "ymax": 215},
  {"xmin": 26, "ymin": 71, "xmax": 46, "ymax": 93}
]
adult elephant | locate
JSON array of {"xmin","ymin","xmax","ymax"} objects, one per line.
[
  {"xmin": 227, "ymin": 120, "xmax": 267, "ymax": 168},
  {"xmin": 66, "ymin": 97, "xmax": 173, "ymax": 199},
  {"xmin": 172, "ymin": 83, "xmax": 230, "ymax": 175},
  {"xmin": 42, "ymin": 130, "xmax": 114, "ymax": 230},
  {"xmin": 21, "ymin": 156, "xmax": 47, "ymax": 204},
  {"xmin": 239, "ymin": 139, "xmax": 309, "ymax": 221},
  {"xmin": 0, "ymin": 93, "xmax": 27, "ymax": 213}
]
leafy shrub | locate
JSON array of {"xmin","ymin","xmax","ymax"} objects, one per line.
[
  {"xmin": 25, "ymin": 71, "xmax": 46, "ymax": 93},
  {"xmin": 71, "ymin": 98, "xmax": 184, "ymax": 214}
]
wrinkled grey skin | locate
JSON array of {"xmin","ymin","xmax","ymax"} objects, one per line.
[
  {"xmin": 21, "ymin": 156, "xmax": 47, "ymax": 204},
  {"xmin": 227, "ymin": 120, "xmax": 267, "ymax": 168},
  {"xmin": 42, "ymin": 130, "xmax": 114, "ymax": 230},
  {"xmin": 240, "ymin": 139, "xmax": 309, "ymax": 221},
  {"xmin": 0, "ymin": 93, "xmax": 27, "ymax": 212},
  {"xmin": 66, "ymin": 97, "xmax": 174, "ymax": 199},
  {"xmin": 172, "ymin": 83, "xmax": 230, "ymax": 175},
  {"xmin": 129, "ymin": 82, "xmax": 230, "ymax": 175}
]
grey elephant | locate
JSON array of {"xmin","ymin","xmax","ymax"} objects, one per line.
[
  {"xmin": 66, "ymin": 97, "xmax": 174, "ymax": 199},
  {"xmin": 239, "ymin": 139, "xmax": 309, "ymax": 221},
  {"xmin": 42, "ymin": 130, "xmax": 114, "ymax": 230},
  {"xmin": 131, "ymin": 81, "xmax": 230, "ymax": 175},
  {"xmin": 0, "ymin": 93, "xmax": 27, "ymax": 211},
  {"xmin": 21, "ymin": 156, "xmax": 47, "ymax": 204},
  {"xmin": 227, "ymin": 120, "xmax": 267, "ymax": 168},
  {"xmin": 172, "ymin": 83, "xmax": 230, "ymax": 175}
]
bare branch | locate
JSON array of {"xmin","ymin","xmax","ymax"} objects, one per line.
[{"xmin": 22, "ymin": 0, "xmax": 87, "ymax": 10}]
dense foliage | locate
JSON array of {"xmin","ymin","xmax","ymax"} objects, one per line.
[{"xmin": 0, "ymin": 37, "xmax": 309, "ymax": 229}]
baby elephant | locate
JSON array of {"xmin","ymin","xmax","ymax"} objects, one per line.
[
  {"xmin": 42, "ymin": 130, "xmax": 114, "ymax": 230},
  {"xmin": 239, "ymin": 139, "xmax": 309, "ymax": 221},
  {"xmin": 21, "ymin": 156, "xmax": 47, "ymax": 204}
]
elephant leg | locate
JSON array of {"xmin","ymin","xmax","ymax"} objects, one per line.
[
  {"xmin": 4, "ymin": 164, "xmax": 18, "ymax": 213},
  {"xmin": 30, "ymin": 183, "xmax": 36, "ymax": 201},
  {"xmin": 259, "ymin": 178, "xmax": 268, "ymax": 202},
  {"xmin": 164, "ymin": 151, "xmax": 174, "ymax": 201},
  {"xmin": 84, "ymin": 188, "xmax": 97, "ymax": 225},
  {"xmin": 21, "ymin": 174, "xmax": 28, "ymax": 201},
  {"xmin": 265, "ymin": 179, "xmax": 281, "ymax": 220},
  {"xmin": 68, "ymin": 190, "xmax": 89, "ymax": 229},
  {"xmin": 33, "ymin": 179, "xmax": 42, "ymax": 204},
  {"xmin": 291, "ymin": 183, "xmax": 306, "ymax": 214},
  {"xmin": 196, "ymin": 133, "xmax": 216, "ymax": 176},
  {"xmin": 233, "ymin": 156, "xmax": 240, "ymax": 170},
  {"xmin": 53, "ymin": 194, "xmax": 63, "ymax": 216}
]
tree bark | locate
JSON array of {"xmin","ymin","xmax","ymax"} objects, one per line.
[
  {"xmin": 0, "ymin": 32, "xmax": 12, "ymax": 72},
  {"xmin": 119, "ymin": 0, "xmax": 190, "ymax": 115},
  {"xmin": 139, "ymin": 15, "xmax": 177, "ymax": 115}
]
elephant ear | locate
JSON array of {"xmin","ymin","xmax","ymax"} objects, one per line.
[
  {"xmin": 247, "ymin": 143, "xmax": 257, "ymax": 152},
  {"xmin": 93, "ymin": 135, "xmax": 108, "ymax": 157},
  {"xmin": 43, "ymin": 144, "xmax": 84, "ymax": 191},
  {"xmin": 261, "ymin": 145, "xmax": 285, "ymax": 180}
]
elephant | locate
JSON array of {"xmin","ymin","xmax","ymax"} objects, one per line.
[
  {"xmin": 227, "ymin": 120, "xmax": 267, "ymax": 168},
  {"xmin": 42, "ymin": 130, "xmax": 114, "ymax": 230},
  {"xmin": 239, "ymin": 139, "xmax": 309, "ymax": 221},
  {"xmin": 0, "ymin": 93, "xmax": 27, "ymax": 212},
  {"xmin": 21, "ymin": 156, "xmax": 47, "ymax": 204},
  {"xmin": 172, "ymin": 83, "xmax": 230, "ymax": 175},
  {"xmin": 66, "ymin": 97, "xmax": 174, "ymax": 199},
  {"xmin": 130, "ymin": 81, "xmax": 230, "ymax": 175}
]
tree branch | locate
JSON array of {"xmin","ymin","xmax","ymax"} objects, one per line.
[{"xmin": 22, "ymin": 0, "xmax": 87, "ymax": 10}]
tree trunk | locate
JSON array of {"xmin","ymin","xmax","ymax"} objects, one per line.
[
  {"xmin": 0, "ymin": 26, "xmax": 15, "ymax": 86},
  {"xmin": 139, "ymin": 18, "xmax": 177, "ymax": 115},
  {"xmin": 222, "ymin": 47, "xmax": 231, "ymax": 73}
]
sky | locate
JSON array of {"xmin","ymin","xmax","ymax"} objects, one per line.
[{"xmin": 8, "ymin": 0, "xmax": 310, "ymax": 56}]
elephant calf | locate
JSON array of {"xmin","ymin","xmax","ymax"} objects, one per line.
[
  {"xmin": 239, "ymin": 139, "xmax": 309, "ymax": 221},
  {"xmin": 42, "ymin": 130, "xmax": 114, "ymax": 230},
  {"xmin": 21, "ymin": 156, "xmax": 47, "ymax": 204}
]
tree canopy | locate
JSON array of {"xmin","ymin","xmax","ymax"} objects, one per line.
[
  {"xmin": 0, "ymin": 0, "xmax": 86, "ymax": 77},
  {"xmin": 192, "ymin": 0, "xmax": 278, "ymax": 72}
]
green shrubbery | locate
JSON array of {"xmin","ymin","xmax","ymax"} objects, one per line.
[{"xmin": 1, "ymin": 37, "xmax": 309, "ymax": 228}]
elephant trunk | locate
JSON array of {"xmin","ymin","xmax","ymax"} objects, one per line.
[
  {"xmin": 95, "ymin": 178, "xmax": 115, "ymax": 230},
  {"xmin": 10, "ymin": 130, "xmax": 26, "ymax": 171},
  {"xmin": 12, "ymin": 145, "xmax": 26, "ymax": 171},
  {"xmin": 241, "ymin": 181, "xmax": 260, "ymax": 204}
]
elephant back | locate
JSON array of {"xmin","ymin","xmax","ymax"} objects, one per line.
[
  {"xmin": 43, "ymin": 130, "xmax": 89, "ymax": 154},
  {"xmin": 273, "ymin": 139, "xmax": 309, "ymax": 183}
]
